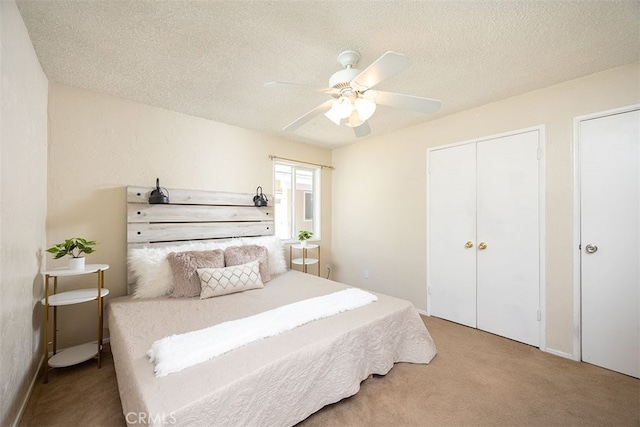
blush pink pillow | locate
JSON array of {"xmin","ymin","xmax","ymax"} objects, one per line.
[
  {"xmin": 167, "ymin": 249, "xmax": 225, "ymax": 297},
  {"xmin": 224, "ymin": 245, "xmax": 270, "ymax": 283}
]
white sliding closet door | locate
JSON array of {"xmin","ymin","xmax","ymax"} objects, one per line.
[{"xmin": 428, "ymin": 129, "xmax": 542, "ymax": 347}]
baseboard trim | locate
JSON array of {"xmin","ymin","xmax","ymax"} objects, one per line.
[
  {"xmin": 12, "ymin": 354, "xmax": 44, "ymax": 427},
  {"xmin": 416, "ymin": 309, "xmax": 428, "ymax": 316},
  {"xmin": 544, "ymin": 347, "xmax": 577, "ymax": 361}
]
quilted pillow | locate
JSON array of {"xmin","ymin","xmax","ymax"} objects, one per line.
[
  {"xmin": 197, "ymin": 260, "xmax": 264, "ymax": 299},
  {"xmin": 224, "ymin": 245, "xmax": 270, "ymax": 283},
  {"xmin": 167, "ymin": 250, "xmax": 225, "ymax": 298}
]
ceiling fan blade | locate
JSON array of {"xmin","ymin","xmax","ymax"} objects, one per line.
[
  {"xmin": 351, "ymin": 51, "xmax": 411, "ymax": 90},
  {"xmin": 374, "ymin": 90, "xmax": 441, "ymax": 114},
  {"xmin": 283, "ymin": 99, "xmax": 335, "ymax": 132},
  {"xmin": 265, "ymin": 81, "xmax": 336, "ymax": 95},
  {"xmin": 353, "ymin": 121, "xmax": 371, "ymax": 138}
]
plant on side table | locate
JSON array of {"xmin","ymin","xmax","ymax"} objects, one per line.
[
  {"xmin": 298, "ymin": 230, "xmax": 313, "ymax": 247},
  {"xmin": 46, "ymin": 237, "xmax": 97, "ymax": 270}
]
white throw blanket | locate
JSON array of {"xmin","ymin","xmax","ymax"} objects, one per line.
[{"xmin": 148, "ymin": 288, "xmax": 378, "ymax": 377}]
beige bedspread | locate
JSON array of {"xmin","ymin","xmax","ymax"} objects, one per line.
[{"xmin": 108, "ymin": 270, "xmax": 437, "ymax": 426}]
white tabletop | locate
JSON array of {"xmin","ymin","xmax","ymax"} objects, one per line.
[
  {"xmin": 42, "ymin": 264, "xmax": 109, "ymax": 277},
  {"xmin": 291, "ymin": 244, "xmax": 319, "ymax": 249},
  {"xmin": 48, "ymin": 342, "xmax": 99, "ymax": 368},
  {"xmin": 41, "ymin": 288, "xmax": 110, "ymax": 306},
  {"xmin": 291, "ymin": 258, "xmax": 319, "ymax": 265}
]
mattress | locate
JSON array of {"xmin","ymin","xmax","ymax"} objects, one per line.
[{"xmin": 108, "ymin": 270, "xmax": 437, "ymax": 426}]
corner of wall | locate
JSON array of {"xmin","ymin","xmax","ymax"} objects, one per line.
[{"xmin": 1, "ymin": 1, "xmax": 49, "ymax": 425}]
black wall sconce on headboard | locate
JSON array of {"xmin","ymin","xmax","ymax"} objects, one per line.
[
  {"xmin": 149, "ymin": 178, "xmax": 170, "ymax": 204},
  {"xmin": 253, "ymin": 186, "xmax": 268, "ymax": 207}
]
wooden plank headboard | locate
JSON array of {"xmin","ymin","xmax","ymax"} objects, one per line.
[
  {"xmin": 127, "ymin": 186, "xmax": 274, "ymax": 250},
  {"xmin": 126, "ymin": 186, "xmax": 274, "ymax": 289},
  {"xmin": 127, "ymin": 186, "xmax": 275, "ymax": 248}
]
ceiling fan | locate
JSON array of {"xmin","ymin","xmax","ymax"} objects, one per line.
[{"xmin": 265, "ymin": 50, "xmax": 441, "ymax": 138}]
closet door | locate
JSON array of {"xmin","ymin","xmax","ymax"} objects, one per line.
[
  {"xmin": 428, "ymin": 129, "xmax": 541, "ymax": 347},
  {"xmin": 428, "ymin": 143, "xmax": 477, "ymax": 327},
  {"xmin": 580, "ymin": 109, "xmax": 639, "ymax": 378},
  {"xmin": 476, "ymin": 131, "xmax": 541, "ymax": 346}
]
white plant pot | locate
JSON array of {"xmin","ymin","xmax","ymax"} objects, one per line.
[
  {"xmin": 299, "ymin": 240, "xmax": 307, "ymax": 248},
  {"xmin": 68, "ymin": 257, "xmax": 85, "ymax": 270}
]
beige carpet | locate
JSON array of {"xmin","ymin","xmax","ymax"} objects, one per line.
[{"xmin": 20, "ymin": 316, "xmax": 639, "ymax": 426}]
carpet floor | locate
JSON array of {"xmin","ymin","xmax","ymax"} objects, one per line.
[{"xmin": 20, "ymin": 316, "xmax": 639, "ymax": 426}]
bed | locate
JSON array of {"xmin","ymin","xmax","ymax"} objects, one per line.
[{"xmin": 108, "ymin": 186, "xmax": 437, "ymax": 426}]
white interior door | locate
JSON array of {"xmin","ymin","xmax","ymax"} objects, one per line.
[
  {"xmin": 428, "ymin": 143, "xmax": 477, "ymax": 327},
  {"xmin": 580, "ymin": 109, "xmax": 639, "ymax": 378},
  {"xmin": 476, "ymin": 131, "xmax": 541, "ymax": 346}
]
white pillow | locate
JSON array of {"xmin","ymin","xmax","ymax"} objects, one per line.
[
  {"xmin": 128, "ymin": 239, "xmax": 239, "ymax": 299},
  {"xmin": 238, "ymin": 235, "xmax": 287, "ymax": 276},
  {"xmin": 198, "ymin": 260, "xmax": 264, "ymax": 299}
]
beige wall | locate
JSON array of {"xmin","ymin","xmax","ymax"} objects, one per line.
[
  {"xmin": 0, "ymin": 1, "xmax": 49, "ymax": 425},
  {"xmin": 47, "ymin": 83, "xmax": 333, "ymax": 346},
  {"xmin": 331, "ymin": 62, "xmax": 640, "ymax": 357}
]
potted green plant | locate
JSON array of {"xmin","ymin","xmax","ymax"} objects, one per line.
[
  {"xmin": 298, "ymin": 230, "xmax": 313, "ymax": 247},
  {"xmin": 46, "ymin": 237, "xmax": 97, "ymax": 270}
]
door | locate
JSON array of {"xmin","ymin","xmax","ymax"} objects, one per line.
[
  {"xmin": 580, "ymin": 108, "xmax": 639, "ymax": 378},
  {"xmin": 476, "ymin": 131, "xmax": 540, "ymax": 346},
  {"xmin": 428, "ymin": 129, "xmax": 542, "ymax": 346},
  {"xmin": 428, "ymin": 143, "xmax": 477, "ymax": 327}
]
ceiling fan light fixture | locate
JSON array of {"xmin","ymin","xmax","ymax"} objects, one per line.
[
  {"xmin": 354, "ymin": 97, "xmax": 377, "ymax": 122},
  {"xmin": 345, "ymin": 110, "xmax": 364, "ymax": 128},
  {"xmin": 334, "ymin": 96, "xmax": 353, "ymax": 119},
  {"xmin": 324, "ymin": 105, "xmax": 342, "ymax": 125}
]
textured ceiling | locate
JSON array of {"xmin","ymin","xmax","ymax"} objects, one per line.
[{"xmin": 16, "ymin": 0, "xmax": 640, "ymax": 148}]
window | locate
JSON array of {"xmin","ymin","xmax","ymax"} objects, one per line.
[{"xmin": 274, "ymin": 161, "xmax": 320, "ymax": 241}]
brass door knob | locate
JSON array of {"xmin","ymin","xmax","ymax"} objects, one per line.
[
  {"xmin": 465, "ymin": 241, "xmax": 474, "ymax": 248},
  {"xmin": 478, "ymin": 242, "xmax": 487, "ymax": 250}
]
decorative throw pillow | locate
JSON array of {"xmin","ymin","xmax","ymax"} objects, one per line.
[
  {"xmin": 224, "ymin": 245, "xmax": 270, "ymax": 283},
  {"xmin": 198, "ymin": 260, "xmax": 264, "ymax": 299},
  {"xmin": 128, "ymin": 239, "xmax": 238, "ymax": 299},
  {"xmin": 167, "ymin": 250, "xmax": 225, "ymax": 298},
  {"xmin": 238, "ymin": 235, "xmax": 287, "ymax": 276}
]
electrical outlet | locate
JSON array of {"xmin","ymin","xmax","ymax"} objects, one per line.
[{"xmin": 363, "ymin": 269, "xmax": 369, "ymax": 279}]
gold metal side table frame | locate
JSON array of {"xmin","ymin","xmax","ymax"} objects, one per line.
[{"xmin": 42, "ymin": 264, "xmax": 109, "ymax": 383}]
